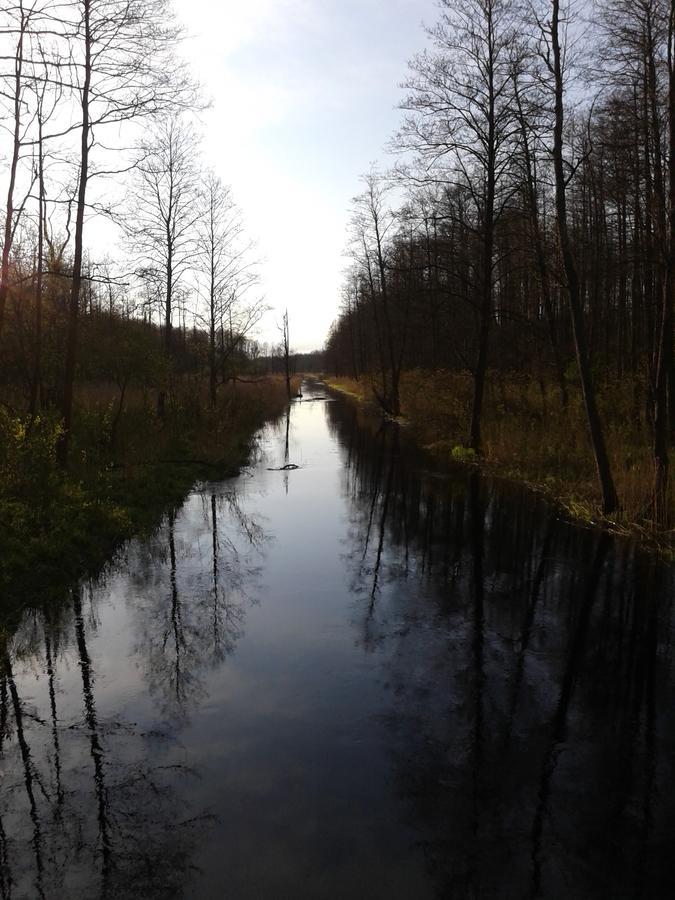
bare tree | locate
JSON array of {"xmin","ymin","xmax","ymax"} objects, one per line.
[
  {"xmin": 195, "ymin": 171, "xmax": 262, "ymax": 405},
  {"xmin": 400, "ymin": 0, "xmax": 519, "ymax": 451},
  {"xmin": 511, "ymin": 50, "xmax": 569, "ymax": 409},
  {"xmin": 350, "ymin": 170, "xmax": 402, "ymax": 415},
  {"xmin": 58, "ymin": 0, "xmax": 194, "ymax": 461},
  {"xmin": 535, "ymin": 0, "xmax": 619, "ymax": 513},
  {"xmin": 281, "ymin": 308, "xmax": 291, "ymax": 399},
  {"xmin": 125, "ymin": 115, "xmax": 201, "ymax": 413},
  {"xmin": 0, "ymin": 0, "xmax": 43, "ymax": 338},
  {"xmin": 27, "ymin": 37, "xmax": 62, "ymax": 417},
  {"xmin": 652, "ymin": 0, "xmax": 674, "ymax": 522}
]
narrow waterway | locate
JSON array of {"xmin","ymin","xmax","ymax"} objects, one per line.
[{"xmin": 1, "ymin": 380, "xmax": 674, "ymax": 899}]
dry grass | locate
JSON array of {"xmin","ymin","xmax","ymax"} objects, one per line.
[
  {"xmin": 73, "ymin": 375, "xmax": 299, "ymax": 466},
  {"xmin": 326, "ymin": 370, "xmax": 673, "ymax": 547},
  {"xmin": 321, "ymin": 377, "xmax": 371, "ymax": 404}
]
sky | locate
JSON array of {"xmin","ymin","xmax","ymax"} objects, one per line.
[{"xmin": 170, "ymin": 0, "xmax": 440, "ymax": 352}]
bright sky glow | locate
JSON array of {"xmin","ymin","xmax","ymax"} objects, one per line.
[{"xmin": 171, "ymin": 0, "xmax": 439, "ymax": 351}]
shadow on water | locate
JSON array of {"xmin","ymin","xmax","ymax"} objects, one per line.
[
  {"xmin": 0, "ymin": 382, "xmax": 674, "ymax": 899},
  {"xmin": 327, "ymin": 396, "xmax": 675, "ymax": 899},
  {"xmin": 0, "ymin": 485, "xmax": 266, "ymax": 899}
]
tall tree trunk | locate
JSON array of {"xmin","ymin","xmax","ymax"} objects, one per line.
[
  {"xmin": 165, "ymin": 239, "xmax": 173, "ymax": 354},
  {"xmin": 157, "ymin": 232, "xmax": 173, "ymax": 419},
  {"xmin": 58, "ymin": 0, "xmax": 91, "ymax": 466},
  {"xmin": 550, "ymin": 0, "xmax": 618, "ymax": 514},
  {"xmin": 30, "ymin": 103, "xmax": 45, "ymax": 418},
  {"xmin": 283, "ymin": 309, "xmax": 291, "ymax": 399},
  {"xmin": 468, "ymin": 273, "xmax": 491, "ymax": 453},
  {"xmin": 0, "ymin": 3, "xmax": 27, "ymax": 339},
  {"xmin": 374, "ymin": 221, "xmax": 400, "ymax": 416},
  {"xmin": 469, "ymin": 22, "xmax": 496, "ymax": 454},
  {"xmin": 513, "ymin": 78, "xmax": 568, "ymax": 409},
  {"xmin": 653, "ymin": 6, "xmax": 675, "ymax": 523},
  {"xmin": 364, "ymin": 246, "xmax": 389, "ymax": 404},
  {"xmin": 209, "ymin": 258, "xmax": 217, "ymax": 407}
]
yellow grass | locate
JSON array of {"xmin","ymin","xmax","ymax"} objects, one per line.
[{"xmin": 325, "ymin": 370, "xmax": 673, "ymax": 549}]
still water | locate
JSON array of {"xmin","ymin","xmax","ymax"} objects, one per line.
[{"xmin": 1, "ymin": 381, "xmax": 674, "ymax": 899}]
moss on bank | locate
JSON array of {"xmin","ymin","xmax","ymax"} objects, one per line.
[
  {"xmin": 325, "ymin": 372, "xmax": 674, "ymax": 555},
  {"xmin": 0, "ymin": 376, "xmax": 298, "ymax": 607}
]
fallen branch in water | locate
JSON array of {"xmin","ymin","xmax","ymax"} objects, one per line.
[{"xmin": 266, "ymin": 463, "xmax": 301, "ymax": 470}]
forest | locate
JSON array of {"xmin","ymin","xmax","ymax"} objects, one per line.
[
  {"xmin": 1, "ymin": 4, "xmax": 675, "ymax": 895},
  {"xmin": 326, "ymin": 0, "xmax": 674, "ymax": 536},
  {"xmin": 0, "ymin": 0, "xmax": 296, "ymax": 594}
]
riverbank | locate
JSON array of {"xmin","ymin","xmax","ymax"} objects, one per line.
[
  {"xmin": 0, "ymin": 375, "xmax": 298, "ymax": 607},
  {"xmin": 325, "ymin": 371, "xmax": 674, "ymax": 554}
]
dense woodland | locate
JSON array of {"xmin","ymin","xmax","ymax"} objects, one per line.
[
  {"xmin": 326, "ymin": 0, "xmax": 674, "ymax": 528},
  {"xmin": 0, "ymin": 0, "xmax": 300, "ymax": 592},
  {"xmin": 0, "ymin": 0, "xmax": 672, "ymax": 573},
  {"xmin": 0, "ymin": 0, "xmax": 289, "ymax": 443}
]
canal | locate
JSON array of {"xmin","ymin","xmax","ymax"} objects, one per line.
[{"xmin": 1, "ymin": 379, "xmax": 674, "ymax": 898}]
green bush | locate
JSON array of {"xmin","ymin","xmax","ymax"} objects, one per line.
[
  {"xmin": 0, "ymin": 409, "xmax": 62, "ymax": 502},
  {"xmin": 451, "ymin": 444, "xmax": 477, "ymax": 463}
]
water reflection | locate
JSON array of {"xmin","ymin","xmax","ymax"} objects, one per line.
[
  {"xmin": 0, "ymin": 487, "xmax": 266, "ymax": 898},
  {"xmin": 1, "ymin": 614, "xmax": 200, "ymax": 899},
  {"xmin": 327, "ymin": 397, "xmax": 675, "ymax": 898},
  {"xmin": 0, "ymin": 385, "xmax": 673, "ymax": 899},
  {"xmin": 124, "ymin": 491, "xmax": 265, "ymax": 723}
]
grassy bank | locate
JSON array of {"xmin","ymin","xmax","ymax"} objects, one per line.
[
  {"xmin": 0, "ymin": 375, "xmax": 298, "ymax": 605},
  {"xmin": 325, "ymin": 371, "xmax": 674, "ymax": 551}
]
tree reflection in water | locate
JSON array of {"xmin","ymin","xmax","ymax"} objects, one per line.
[
  {"xmin": 0, "ymin": 611, "xmax": 204, "ymax": 899},
  {"xmin": 127, "ymin": 490, "xmax": 264, "ymax": 721},
  {"xmin": 0, "ymin": 483, "xmax": 266, "ymax": 899},
  {"xmin": 1, "ymin": 388, "xmax": 674, "ymax": 899},
  {"xmin": 328, "ymin": 397, "xmax": 675, "ymax": 899}
]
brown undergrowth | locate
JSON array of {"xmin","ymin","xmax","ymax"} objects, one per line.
[{"xmin": 325, "ymin": 370, "xmax": 674, "ymax": 552}]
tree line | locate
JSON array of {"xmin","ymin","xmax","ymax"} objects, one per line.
[
  {"xmin": 0, "ymin": 0, "xmax": 270, "ymax": 464},
  {"xmin": 326, "ymin": 0, "xmax": 674, "ymax": 525}
]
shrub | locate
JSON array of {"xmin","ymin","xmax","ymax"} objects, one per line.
[
  {"xmin": 0, "ymin": 409, "xmax": 62, "ymax": 502},
  {"xmin": 451, "ymin": 445, "xmax": 477, "ymax": 463}
]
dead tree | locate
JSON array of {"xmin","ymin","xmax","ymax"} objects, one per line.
[{"xmin": 282, "ymin": 308, "xmax": 291, "ymax": 399}]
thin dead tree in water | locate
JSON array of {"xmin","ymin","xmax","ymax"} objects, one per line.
[{"xmin": 281, "ymin": 308, "xmax": 291, "ymax": 399}]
